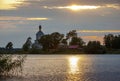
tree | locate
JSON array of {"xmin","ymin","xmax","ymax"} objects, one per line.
[
  {"xmin": 66, "ymin": 30, "xmax": 77, "ymax": 39},
  {"xmin": 39, "ymin": 34, "xmax": 53, "ymax": 50},
  {"xmin": 85, "ymin": 41, "xmax": 106, "ymax": 54},
  {"xmin": 66, "ymin": 30, "xmax": 77, "ymax": 45},
  {"xmin": 70, "ymin": 37, "xmax": 85, "ymax": 47},
  {"xmin": 22, "ymin": 37, "xmax": 32, "ymax": 51},
  {"xmin": 104, "ymin": 34, "xmax": 114, "ymax": 48},
  {"xmin": 61, "ymin": 39, "xmax": 68, "ymax": 45},
  {"xmin": 104, "ymin": 34, "xmax": 120, "ymax": 49},
  {"xmin": 5, "ymin": 42, "xmax": 13, "ymax": 50},
  {"xmin": 111, "ymin": 35, "xmax": 120, "ymax": 49},
  {"xmin": 39, "ymin": 32, "xmax": 64, "ymax": 50},
  {"xmin": 51, "ymin": 32, "xmax": 64, "ymax": 48}
]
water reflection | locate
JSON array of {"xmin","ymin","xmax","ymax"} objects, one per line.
[
  {"xmin": 67, "ymin": 56, "xmax": 80, "ymax": 81},
  {"xmin": 68, "ymin": 56, "xmax": 79, "ymax": 74}
]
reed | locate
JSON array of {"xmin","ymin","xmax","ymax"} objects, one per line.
[{"xmin": 0, "ymin": 55, "xmax": 26, "ymax": 77}]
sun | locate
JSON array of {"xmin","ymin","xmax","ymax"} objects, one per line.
[
  {"xmin": 67, "ymin": 5, "xmax": 100, "ymax": 11},
  {"xmin": 70, "ymin": 5, "xmax": 81, "ymax": 11},
  {"xmin": 0, "ymin": 0, "xmax": 24, "ymax": 10}
]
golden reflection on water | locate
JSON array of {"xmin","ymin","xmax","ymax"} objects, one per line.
[
  {"xmin": 68, "ymin": 56, "xmax": 79, "ymax": 74},
  {"xmin": 67, "ymin": 56, "xmax": 81, "ymax": 81}
]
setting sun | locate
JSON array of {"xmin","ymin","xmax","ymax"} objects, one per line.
[
  {"xmin": 68, "ymin": 5, "xmax": 100, "ymax": 11},
  {"xmin": 69, "ymin": 5, "xmax": 81, "ymax": 11}
]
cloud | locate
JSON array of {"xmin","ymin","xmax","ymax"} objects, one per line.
[
  {"xmin": 0, "ymin": 16, "xmax": 48, "ymax": 30},
  {"xmin": 27, "ymin": 18, "xmax": 48, "ymax": 20},
  {"xmin": 77, "ymin": 30, "xmax": 120, "ymax": 33},
  {"xmin": 1, "ymin": 0, "xmax": 119, "ymax": 10},
  {"xmin": 103, "ymin": 4, "xmax": 120, "ymax": 9},
  {"xmin": 0, "ymin": 16, "xmax": 48, "ymax": 21},
  {"xmin": 43, "ymin": 5, "xmax": 100, "ymax": 11},
  {"xmin": 26, "ymin": 0, "xmax": 120, "ymax": 6},
  {"xmin": 0, "ymin": 0, "xmax": 25, "ymax": 10},
  {"xmin": 43, "ymin": 4, "xmax": 120, "ymax": 11}
]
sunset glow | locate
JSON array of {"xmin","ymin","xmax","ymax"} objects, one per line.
[
  {"xmin": 0, "ymin": 16, "xmax": 48, "ymax": 21},
  {"xmin": 27, "ymin": 18, "xmax": 48, "ymax": 21},
  {"xmin": 0, "ymin": 0, "xmax": 120, "ymax": 48},
  {"xmin": 67, "ymin": 5, "xmax": 100, "ymax": 11},
  {"xmin": 77, "ymin": 30, "xmax": 120, "ymax": 33},
  {"xmin": 44, "ymin": 5, "xmax": 100, "ymax": 11},
  {"xmin": 0, "ymin": 0, "xmax": 24, "ymax": 10}
]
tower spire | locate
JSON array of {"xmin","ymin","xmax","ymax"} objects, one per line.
[{"xmin": 39, "ymin": 25, "xmax": 41, "ymax": 31}]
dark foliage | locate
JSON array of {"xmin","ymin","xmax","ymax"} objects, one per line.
[
  {"xmin": 61, "ymin": 39, "xmax": 68, "ymax": 45},
  {"xmin": 39, "ymin": 32, "xmax": 64, "ymax": 50},
  {"xmin": 51, "ymin": 32, "xmax": 64, "ymax": 48},
  {"xmin": 85, "ymin": 41, "xmax": 106, "ymax": 54},
  {"xmin": 5, "ymin": 42, "xmax": 13, "ymax": 50},
  {"xmin": 104, "ymin": 34, "xmax": 120, "ymax": 49},
  {"xmin": 66, "ymin": 30, "xmax": 77, "ymax": 39},
  {"xmin": 70, "ymin": 37, "xmax": 85, "ymax": 47},
  {"xmin": 22, "ymin": 37, "xmax": 32, "ymax": 51}
]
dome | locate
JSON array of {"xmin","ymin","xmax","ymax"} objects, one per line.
[
  {"xmin": 36, "ymin": 31, "xmax": 44, "ymax": 40},
  {"xmin": 36, "ymin": 25, "xmax": 44, "ymax": 40}
]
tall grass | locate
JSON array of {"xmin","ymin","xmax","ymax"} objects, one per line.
[{"xmin": 0, "ymin": 55, "xmax": 26, "ymax": 77}]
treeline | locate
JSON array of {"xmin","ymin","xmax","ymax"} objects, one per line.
[
  {"xmin": 0, "ymin": 31, "xmax": 120, "ymax": 54},
  {"xmin": 104, "ymin": 34, "xmax": 120, "ymax": 49},
  {"xmin": 22, "ymin": 30, "xmax": 120, "ymax": 54},
  {"xmin": 84, "ymin": 41, "xmax": 106, "ymax": 54},
  {"xmin": 85, "ymin": 34, "xmax": 120, "ymax": 54}
]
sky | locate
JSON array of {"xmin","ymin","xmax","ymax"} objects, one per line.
[{"xmin": 0, "ymin": 0, "xmax": 120, "ymax": 48}]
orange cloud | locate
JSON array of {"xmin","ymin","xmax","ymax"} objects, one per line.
[
  {"xmin": 27, "ymin": 18, "xmax": 48, "ymax": 20},
  {"xmin": 0, "ymin": 16, "xmax": 48, "ymax": 21},
  {"xmin": 77, "ymin": 30, "xmax": 120, "ymax": 33}
]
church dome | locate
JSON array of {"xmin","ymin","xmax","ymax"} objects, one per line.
[{"xmin": 36, "ymin": 25, "xmax": 44, "ymax": 40}]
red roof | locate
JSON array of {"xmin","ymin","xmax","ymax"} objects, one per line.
[{"xmin": 68, "ymin": 45, "xmax": 79, "ymax": 49}]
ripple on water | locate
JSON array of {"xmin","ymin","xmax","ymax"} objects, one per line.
[{"xmin": 2, "ymin": 55, "xmax": 120, "ymax": 81}]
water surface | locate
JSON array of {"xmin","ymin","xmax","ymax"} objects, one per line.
[{"xmin": 2, "ymin": 55, "xmax": 120, "ymax": 81}]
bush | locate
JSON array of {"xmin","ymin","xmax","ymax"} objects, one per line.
[{"xmin": 0, "ymin": 55, "xmax": 26, "ymax": 77}]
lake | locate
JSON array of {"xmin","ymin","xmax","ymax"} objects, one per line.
[{"xmin": 2, "ymin": 55, "xmax": 120, "ymax": 81}]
